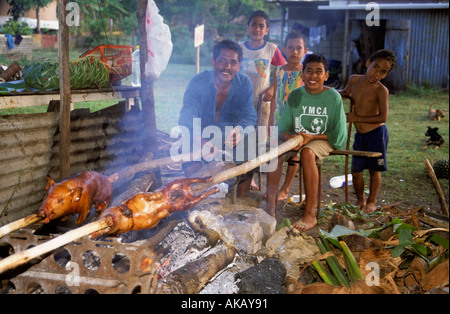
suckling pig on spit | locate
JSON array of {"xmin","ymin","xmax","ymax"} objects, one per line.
[
  {"xmin": 37, "ymin": 171, "xmax": 113, "ymax": 224},
  {"xmin": 91, "ymin": 177, "xmax": 218, "ymax": 238}
]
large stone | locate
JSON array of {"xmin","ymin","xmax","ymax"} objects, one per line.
[
  {"xmin": 189, "ymin": 198, "xmax": 276, "ymax": 254},
  {"xmin": 265, "ymin": 227, "xmax": 321, "ymax": 278}
]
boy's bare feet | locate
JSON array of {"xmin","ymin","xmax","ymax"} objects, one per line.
[
  {"xmin": 250, "ymin": 177, "xmax": 259, "ymax": 190},
  {"xmin": 357, "ymin": 199, "xmax": 366, "ymax": 210},
  {"xmin": 292, "ymin": 215, "xmax": 317, "ymax": 231},
  {"xmin": 363, "ymin": 202, "xmax": 377, "ymax": 213},
  {"xmin": 265, "ymin": 203, "xmax": 276, "ymax": 217},
  {"xmin": 277, "ymin": 190, "xmax": 289, "ymax": 201}
]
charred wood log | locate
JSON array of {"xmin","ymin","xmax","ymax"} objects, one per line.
[
  {"xmin": 156, "ymin": 244, "xmax": 235, "ymax": 294},
  {"xmin": 111, "ymin": 152, "xmax": 155, "ymax": 205}
]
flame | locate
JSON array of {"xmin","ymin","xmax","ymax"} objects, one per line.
[
  {"xmin": 140, "ymin": 257, "xmax": 154, "ymax": 273},
  {"xmin": 140, "ymin": 255, "xmax": 171, "ymax": 280}
]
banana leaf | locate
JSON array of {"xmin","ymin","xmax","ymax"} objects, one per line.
[
  {"xmin": 320, "ymin": 217, "xmax": 417, "ymax": 246},
  {"xmin": 426, "ymin": 233, "xmax": 449, "ymax": 250},
  {"xmin": 22, "ymin": 56, "xmax": 109, "ymax": 90},
  {"xmin": 391, "ymin": 228, "xmax": 415, "ymax": 257}
]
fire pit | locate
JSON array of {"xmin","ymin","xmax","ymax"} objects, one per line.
[
  {"xmin": 0, "ymin": 229, "xmax": 157, "ymax": 294},
  {"xmin": 0, "ymin": 192, "xmax": 304, "ymax": 294}
]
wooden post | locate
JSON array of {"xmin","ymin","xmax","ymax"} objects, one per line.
[
  {"xmin": 58, "ymin": 0, "xmax": 71, "ymax": 179},
  {"xmin": 137, "ymin": 0, "xmax": 160, "ymax": 185},
  {"xmin": 425, "ymin": 158, "xmax": 449, "ymax": 216},
  {"xmin": 196, "ymin": 46, "xmax": 200, "ymax": 74},
  {"xmin": 341, "ymin": 9, "xmax": 350, "ymax": 84},
  {"xmin": 194, "ymin": 25, "xmax": 204, "ymax": 74},
  {"xmin": 280, "ymin": 6, "xmax": 286, "ymax": 44}
]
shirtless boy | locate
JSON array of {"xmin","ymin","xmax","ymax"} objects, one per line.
[{"xmin": 340, "ymin": 49, "xmax": 397, "ymax": 213}]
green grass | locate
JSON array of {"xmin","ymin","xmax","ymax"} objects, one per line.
[
  {"xmin": 154, "ymin": 63, "xmax": 211, "ymax": 133},
  {"xmin": 322, "ymin": 88, "xmax": 449, "ymax": 208}
]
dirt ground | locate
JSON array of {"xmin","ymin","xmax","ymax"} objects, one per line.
[
  {"xmin": 243, "ymin": 170, "xmax": 346, "ymax": 236},
  {"xmin": 243, "ymin": 167, "xmax": 446, "ymax": 238}
]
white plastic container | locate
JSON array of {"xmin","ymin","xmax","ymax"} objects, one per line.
[
  {"xmin": 330, "ymin": 174, "xmax": 353, "ymax": 188},
  {"xmin": 132, "ymin": 46, "xmax": 141, "ymax": 86},
  {"xmin": 288, "ymin": 194, "xmax": 305, "ymax": 203}
]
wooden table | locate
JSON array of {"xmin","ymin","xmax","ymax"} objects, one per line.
[{"xmin": 0, "ymin": 86, "xmax": 140, "ymax": 111}]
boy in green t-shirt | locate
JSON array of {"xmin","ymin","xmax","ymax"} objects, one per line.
[{"xmin": 266, "ymin": 54, "xmax": 347, "ymax": 231}]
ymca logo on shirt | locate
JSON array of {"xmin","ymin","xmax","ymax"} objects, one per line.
[{"xmin": 295, "ymin": 105, "xmax": 329, "ymax": 135}]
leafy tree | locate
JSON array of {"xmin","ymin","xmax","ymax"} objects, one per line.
[
  {"xmin": 155, "ymin": 0, "xmax": 278, "ymax": 64},
  {"xmin": 157, "ymin": 0, "xmax": 271, "ymax": 40},
  {"xmin": 74, "ymin": 0, "xmax": 138, "ymax": 47},
  {"xmin": 34, "ymin": 0, "xmax": 53, "ymax": 33},
  {"xmin": 6, "ymin": 0, "xmax": 33, "ymax": 21},
  {"xmin": 71, "ymin": 1, "xmax": 184, "ymax": 49},
  {"xmin": 5, "ymin": 0, "xmax": 53, "ymax": 33}
]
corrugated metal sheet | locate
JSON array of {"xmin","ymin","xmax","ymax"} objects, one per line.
[
  {"xmin": 0, "ymin": 102, "xmax": 148, "ymax": 226},
  {"xmin": 351, "ymin": 9, "xmax": 449, "ymax": 88},
  {"xmin": 0, "ymin": 112, "xmax": 58, "ymax": 225},
  {"xmin": 277, "ymin": 1, "xmax": 448, "ymax": 88}
]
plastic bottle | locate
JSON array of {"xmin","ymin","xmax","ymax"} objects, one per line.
[
  {"xmin": 330, "ymin": 174, "xmax": 353, "ymax": 188},
  {"xmin": 132, "ymin": 46, "xmax": 141, "ymax": 87},
  {"xmin": 288, "ymin": 194, "xmax": 305, "ymax": 203}
]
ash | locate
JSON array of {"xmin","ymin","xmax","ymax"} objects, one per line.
[
  {"xmin": 200, "ymin": 260, "xmax": 253, "ymax": 294},
  {"xmin": 157, "ymin": 220, "xmax": 211, "ymax": 274}
]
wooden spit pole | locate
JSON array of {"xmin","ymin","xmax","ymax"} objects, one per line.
[
  {"xmin": 195, "ymin": 134, "xmax": 305, "ymax": 188},
  {"xmin": 0, "ymin": 214, "xmax": 41, "ymax": 239},
  {"xmin": 107, "ymin": 151, "xmax": 200, "ymax": 183},
  {"xmin": 0, "ymin": 135, "xmax": 304, "ymax": 274},
  {"xmin": 0, "ymin": 219, "xmax": 112, "ymax": 274}
]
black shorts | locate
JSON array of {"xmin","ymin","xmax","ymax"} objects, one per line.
[{"xmin": 351, "ymin": 125, "xmax": 389, "ymax": 172}]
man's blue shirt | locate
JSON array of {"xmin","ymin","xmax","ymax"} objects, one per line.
[{"xmin": 178, "ymin": 70, "xmax": 256, "ymax": 133}]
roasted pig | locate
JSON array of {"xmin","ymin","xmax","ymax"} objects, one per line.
[
  {"xmin": 37, "ymin": 171, "xmax": 113, "ymax": 225},
  {"xmin": 91, "ymin": 177, "xmax": 218, "ymax": 238}
]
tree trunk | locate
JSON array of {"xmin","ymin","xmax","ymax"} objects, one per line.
[{"xmin": 36, "ymin": 6, "xmax": 41, "ymax": 34}]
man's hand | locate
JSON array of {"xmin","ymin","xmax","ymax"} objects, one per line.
[
  {"xmin": 225, "ymin": 127, "xmax": 242, "ymax": 149},
  {"xmin": 201, "ymin": 138, "xmax": 216, "ymax": 157}
]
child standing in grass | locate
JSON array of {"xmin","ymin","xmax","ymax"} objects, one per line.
[
  {"xmin": 239, "ymin": 10, "xmax": 286, "ymax": 189},
  {"xmin": 266, "ymin": 54, "xmax": 347, "ymax": 231},
  {"xmin": 339, "ymin": 49, "xmax": 397, "ymax": 213},
  {"xmin": 269, "ymin": 31, "xmax": 308, "ymax": 201}
]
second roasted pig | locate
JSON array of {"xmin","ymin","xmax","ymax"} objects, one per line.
[{"xmin": 91, "ymin": 177, "xmax": 218, "ymax": 238}]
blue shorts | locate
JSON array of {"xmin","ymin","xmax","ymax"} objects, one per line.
[{"xmin": 351, "ymin": 125, "xmax": 389, "ymax": 173}]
